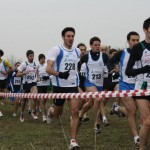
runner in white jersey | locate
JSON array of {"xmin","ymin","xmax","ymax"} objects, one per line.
[
  {"xmin": 78, "ymin": 37, "xmax": 109, "ymax": 133},
  {"xmin": 0, "ymin": 49, "xmax": 12, "ymax": 117},
  {"xmin": 37, "ymin": 54, "xmax": 50, "ymax": 122},
  {"xmin": 126, "ymin": 17, "xmax": 150, "ymax": 150},
  {"xmin": 107, "ymin": 32, "xmax": 140, "ymax": 149},
  {"xmin": 77, "ymin": 43, "xmax": 89, "ymax": 122},
  {"xmin": 17, "ymin": 50, "xmax": 38, "ymax": 122},
  {"xmin": 46, "ymin": 27, "xmax": 80, "ymax": 150}
]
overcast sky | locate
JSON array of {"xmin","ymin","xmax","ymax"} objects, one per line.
[{"xmin": 0, "ymin": 0, "xmax": 149, "ymax": 62}]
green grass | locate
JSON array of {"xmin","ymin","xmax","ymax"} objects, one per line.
[{"xmin": 0, "ymin": 99, "xmax": 150, "ymax": 150}]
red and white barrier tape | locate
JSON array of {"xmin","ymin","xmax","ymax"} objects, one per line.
[{"xmin": 0, "ymin": 90, "xmax": 150, "ymax": 99}]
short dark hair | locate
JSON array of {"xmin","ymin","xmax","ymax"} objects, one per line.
[
  {"xmin": 38, "ymin": 54, "xmax": 45, "ymax": 61},
  {"xmin": 77, "ymin": 43, "xmax": 87, "ymax": 49},
  {"xmin": 127, "ymin": 31, "xmax": 139, "ymax": 41},
  {"xmin": 61, "ymin": 27, "xmax": 75, "ymax": 36},
  {"xmin": 90, "ymin": 37, "xmax": 101, "ymax": 45},
  {"xmin": 143, "ymin": 17, "xmax": 150, "ymax": 30},
  {"xmin": 26, "ymin": 50, "xmax": 34, "ymax": 57},
  {"xmin": 109, "ymin": 49, "xmax": 117, "ymax": 54},
  {"xmin": 15, "ymin": 62, "xmax": 21, "ymax": 66},
  {"xmin": 0, "ymin": 49, "xmax": 4, "ymax": 57}
]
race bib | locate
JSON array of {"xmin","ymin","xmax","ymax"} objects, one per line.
[
  {"xmin": 26, "ymin": 73, "xmax": 35, "ymax": 83},
  {"xmin": 91, "ymin": 70, "xmax": 103, "ymax": 84},
  {"xmin": 14, "ymin": 77, "xmax": 21, "ymax": 85}
]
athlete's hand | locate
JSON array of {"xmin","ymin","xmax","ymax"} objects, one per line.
[
  {"xmin": 143, "ymin": 65, "xmax": 150, "ymax": 73},
  {"xmin": 23, "ymin": 70, "xmax": 29, "ymax": 75},
  {"xmin": 58, "ymin": 70, "xmax": 70, "ymax": 79},
  {"xmin": 36, "ymin": 78, "xmax": 40, "ymax": 82}
]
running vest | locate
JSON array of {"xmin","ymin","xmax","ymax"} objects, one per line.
[
  {"xmin": 120, "ymin": 49, "xmax": 137, "ymax": 84},
  {"xmin": 136, "ymin": 42, "xmax": 150, "ymax": 82},
  {"xmin": 0, "ymin": 60, "xmax": 7, "ymax": 80},
  {"xmin": 86, "ymin": 52, "xmax": 106, "ymax": 86},
  {"xmin": 37, "ymin": 63, "xmax": 50, "ymax": 86},
  {"xmin": 80, "ymin": 63, "xmax": 86, "ymax": 77},
  {"xmin": 23, "ymin": 62, "xmax": 37, "ymax": 84},
  {"xmin": 52, "ymin": 46, "xmax": 80, "ymax": 87}
]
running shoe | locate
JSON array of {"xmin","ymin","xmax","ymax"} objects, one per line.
[
  {"xmin": 110, "ymin": 102, "xmax": 118, "ymax": 115},
  {"xmin": 0, "ymin": 111, "xmax": 3, "ymax": 117},
  {"xmin": 13, "ymin": 112, "xmax": 17, "ymax": 117},
  {"xmin": 31, "ymin": 112, "xmax": 38, "ymax": 120},
  {"xmin": 94, "ymin": 124, "xmax": 101, "ymax": 134},
  {"xmin": 135, "ymin": 138, "xmax": 140, "ymax": 150},
  {"xmin": 82, "ymin": 116, "xmax": 90, "ymax": 122},
  {"xmin": 43, "ymin": 115, "xmax": 47, "ymax": 123},
  {"xmin": 69, "ymin": 139, "xmax": 80, "ymax": 150},
  {"xmin": 103, "ymin": 119, "xmax": 109, "ymax": 126},
  {"xmin": 20, "ymin": 113, "xmax": 24, "ymax": 123}
]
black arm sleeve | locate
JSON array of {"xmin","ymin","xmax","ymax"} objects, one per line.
[
  {"xmin": 126, "ymin": 43, "xmax": 150, "ymax": 76},
  {"xmin": 78, "ymin": 54, "xmax": 88, "ymax": 72},
  {"xmin": 112, "ymin": 72, "xmax": 120, "ymax": 80},
  {"xmin": 106, "ymin": 51, "xmax": 123, "ymax": 71},
  {"xmin": 102, "ymin": 53, "xmax": 109, "ymax": 65}
]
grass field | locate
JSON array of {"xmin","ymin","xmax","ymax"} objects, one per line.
[{"xmin": 0, "ymin": 99, "xmax": 150, "ymax": 150}]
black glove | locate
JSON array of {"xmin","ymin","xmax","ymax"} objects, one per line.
[
  {"xmin": 58, "ymin": 70, "xmax": 70, "ymax": 79},
  {"xmin": 141, "ymin": 65, "xmax": 150, "ymax": 74},
  {"xmin": 42, "ymin": 76, "xmax": 49, "ymax": 80}
]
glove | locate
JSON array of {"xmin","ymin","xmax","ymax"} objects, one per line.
[
  {"xmin": 42, "ymin": 76, "xmax": 49, "ymax": 80},
  {"xmin": 58, "ymin": 70, "xmax": 70, "ymax": 79},
  {"xmin": 140, "ymin": 65, "xmax": 150, "ymax": 74}
]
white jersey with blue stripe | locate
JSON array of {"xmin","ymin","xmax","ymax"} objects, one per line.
[
  {"xmin": 86, "ymin": 52, "xmax": 105, "ymax": 86},
  {"xmin": 51, "ymin": 45, "xmax": 80, "ymax": 87},
  {"xmin": 120, "ymin": 49, "xmax": 137, "ymax": 84},
  {"xmin": 0, "ymin": 60, "xmax": 7, "ymax": 80}
]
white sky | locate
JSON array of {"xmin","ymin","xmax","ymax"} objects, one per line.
[{"xmin": 0, "ymin": 0, "xmax": 149, "ymax": 62}]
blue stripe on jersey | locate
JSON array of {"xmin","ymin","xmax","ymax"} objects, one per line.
[
  {"xmin": 9, "ymin": 78, "xmax": 14, "ymax": 92},
  {"xmin": 86, "ymin": 63, "xmax": 89, "ymax": 80},
  {"xmin": 76, "ymin": 74, "xmax": 79, "ymax": 86},
  {"xmin": 120, "ymin": 50, "xmax": 125, "ymax": 82},
  {"xmin": 56, "ymin": 47, "xmax": 64, "ymax": 87},
  {"xmin": 74, "ymin": 49, "xmax": 79, "ymax": 86},
  {"xmin": 75, "ymin": 48, "xmax": 79, "ymax": 58}
]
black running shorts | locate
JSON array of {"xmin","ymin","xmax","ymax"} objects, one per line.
[{"xmin": 53, "ymin": 86, "xmax": 78, "ymax": 106}]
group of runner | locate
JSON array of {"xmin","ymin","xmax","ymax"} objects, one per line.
[{"xmin": 0, "ymin": 17, "xmax": 150, "ymax": 150}]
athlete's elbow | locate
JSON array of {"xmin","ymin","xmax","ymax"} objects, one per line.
[
  {"xmin": 46, "ymin": 67, "xmax": 52, "ymax": 75},
  {"xmin": 46, "ymin": 67, "xmax": 50, "ymax": 74},
  {"xmin": 125, "ymin": 68, "xmax": 132, "ymax": 76}
]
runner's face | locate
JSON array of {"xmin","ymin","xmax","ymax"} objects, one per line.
[
  {"xmin": 144, "ymin": 26, "xmax": 150, "ymax": 40},
  {"xmin": 39, "ymin": 57, "xmax": 45, "ymax": 64},
  {"xmin": 79, "ymin": 46, "xmax": 86, "ymax": 57},
  {"xmin": 114, "ymin": 65, "xmax": 120, "ymax": 72},
  {"xmin": 109, "ymin": 51, "xmax": 116, "ymax": 58},
  {"xmin": 27, "ymin": 54, "xmax": 34, "ymax": 63},
  {"xmin": 90, "ymin": 41, "xmax": 101, "ymax": 52},
  {"xmin": 63, "ymin": 31, "xmax": 75, "ymax": 49},
  {"xmin": 128, "ymin": 35, "xmax": 139, "ymax": 49},
  {"xmin": 15, "ymin": 63, "xmax": 20, "ymax": 69}
]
